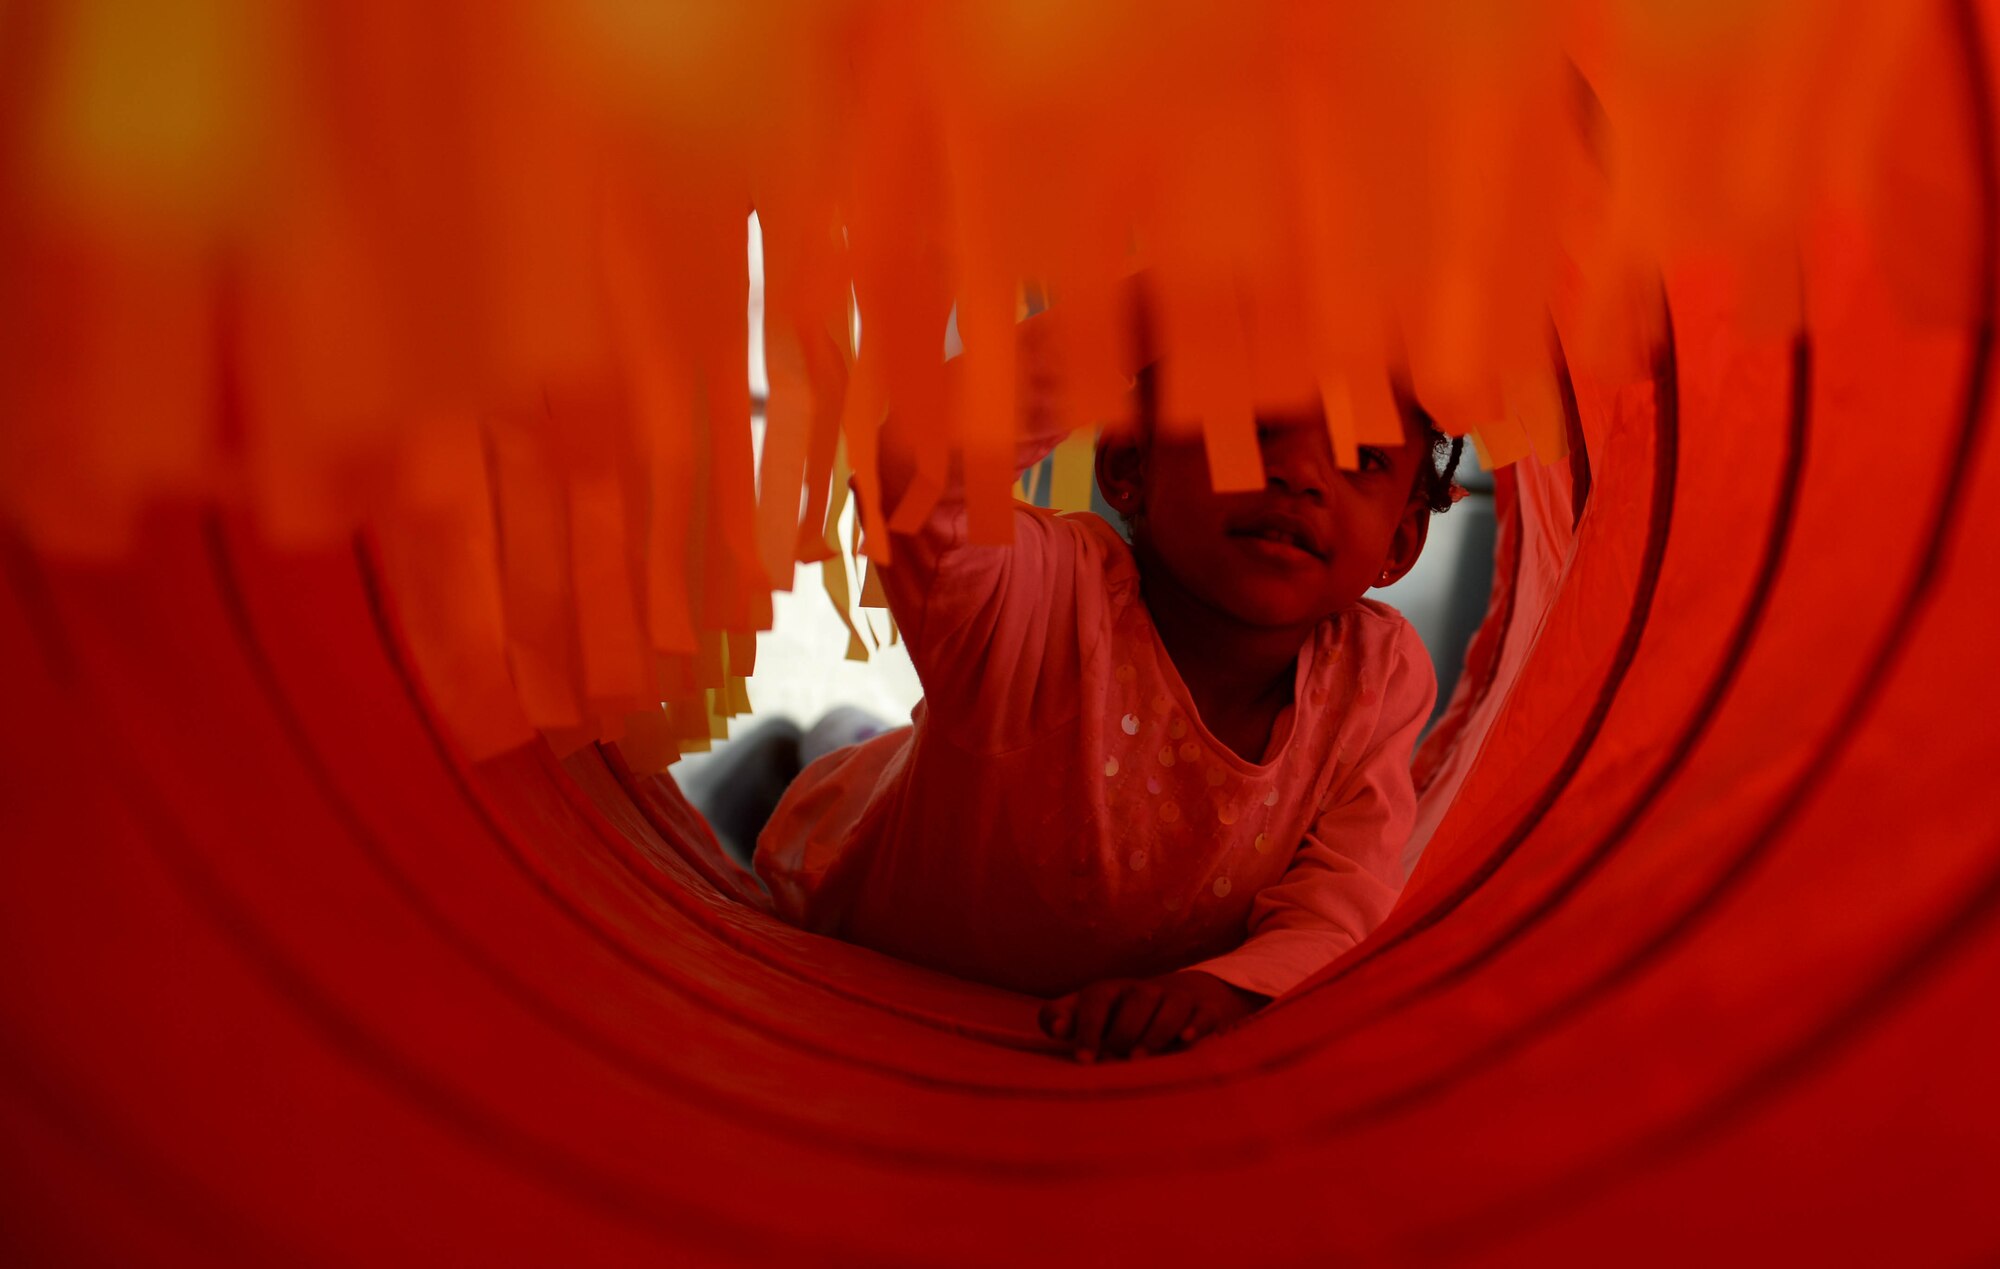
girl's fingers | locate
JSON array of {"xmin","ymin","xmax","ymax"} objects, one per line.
[
  {"xmin": 1040, "ymin": 997, "xmax": 1077, "ymax": 1039},
  {"xmin": 1180, "ymin": 1007, "xmax": 1217, "ymax": 1046},
  {"xmin": 1070, "ymin": 985, "xmax": 1121, "ymax": 1061},
  {"xmin": 1138, "ymin": 994, "xmax": 1197, "ymax": 1055},
  {"xmin": 1102, "ymin": 986, "xmax": 1163, "ymax": 1059}
]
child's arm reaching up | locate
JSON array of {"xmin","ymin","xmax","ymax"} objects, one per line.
[{"xmin": 868, "ymin": 340, "xmax": 1107, "ymax": 752}]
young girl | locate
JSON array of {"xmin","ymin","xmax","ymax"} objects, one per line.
[{"xmin": 753, "ymin": 331, "xmax": 1462, "ymax": 1063}]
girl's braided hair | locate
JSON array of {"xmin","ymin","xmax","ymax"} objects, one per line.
[{"xmin": 1415, "ymin": 409, "xmax": 1468, "ymax": 514}]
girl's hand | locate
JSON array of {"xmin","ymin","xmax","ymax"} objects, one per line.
[{"xmin": 1040, "ymin": 971, "xmax": 1266, "ymax": 1062}]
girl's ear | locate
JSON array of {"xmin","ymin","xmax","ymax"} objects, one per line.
[
  {"xmin": 1374, "ymin": 497, "xmax": 1431, "ymax": 589},
  {"xmin": 1095, "ymin": 434, "xmax": 1147, "ymax": 518}
]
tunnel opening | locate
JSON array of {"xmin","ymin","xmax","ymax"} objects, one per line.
[{"xmin": 4, "ymin": 4, "xmax": 1998, "ymax": 1264}]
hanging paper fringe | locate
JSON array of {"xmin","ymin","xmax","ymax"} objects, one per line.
[{"xmin": 1, "ymin": 1, "xmax": 1974, "ymax": 764}]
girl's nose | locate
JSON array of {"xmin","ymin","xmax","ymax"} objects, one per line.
[
  {"xmin": 1261, "ymin": 433, "xmax": 1329, "ymax": 502},
  {"xmin": 1267, "ymin": 469, "xmax": 1324, "ymax": 501}
]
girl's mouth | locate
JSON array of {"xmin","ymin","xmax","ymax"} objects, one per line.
[
  {"xmin": 1226, "ymin": 513, "xmax": 1325, "ymax": 560},
  {"xmin": 1231, "ymin": 533, "xmax": 1320, "ymax": 564}
]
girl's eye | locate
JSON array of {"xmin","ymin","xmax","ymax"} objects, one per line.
[{"xmin": 1359, "ymin": 446, "xmax": 1390, "ymax": 473}]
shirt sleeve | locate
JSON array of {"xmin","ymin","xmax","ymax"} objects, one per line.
[
  {"xmin": 870, "ymin": 404, "xmax": 1103, "ymax": 753},
  {"xmin": 1189, "ymin": 618, "xmax": 1436, "ymax": 1000}
]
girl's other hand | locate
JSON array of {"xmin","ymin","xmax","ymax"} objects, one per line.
[{"xmin": 1039, "ymin": 971, "xmax": 1266, "ymax": 1062}]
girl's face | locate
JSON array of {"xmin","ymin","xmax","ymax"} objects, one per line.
[{"xmin": 1099, "ymin": 407, "xmax": 1433, "ymax": 631}]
